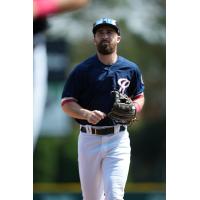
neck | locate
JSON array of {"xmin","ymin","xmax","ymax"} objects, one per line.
[{"xmin": 97, "ymin": 52, "xmax": 118, "ymax": 65}]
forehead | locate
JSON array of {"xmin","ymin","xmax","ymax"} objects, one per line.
[{"xmin": 95, "ymin": 25, "xmax": 116, "ymax": 33}]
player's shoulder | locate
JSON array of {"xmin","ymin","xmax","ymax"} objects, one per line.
[
  {"xmin": 118, "ymin": 56, "xmax": 139, "ymax": 70},
  {"xmin": 73, "ymin": 55, "xmax": 97, "ymax": 72},
  {"xmin": 78, "ymin": 55, "xmax": 97, "ymax": 68}
]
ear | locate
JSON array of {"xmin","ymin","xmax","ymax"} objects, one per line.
[
  {"xmin": 116, "ymin": 35, "xmax": 121, "ymax": 44},
  {"xmin": 93, "ymin": 37, "xmax": 97, "ymax": 45}
]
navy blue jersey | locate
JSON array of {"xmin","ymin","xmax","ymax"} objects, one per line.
[{"xmin": 61, "ymin": 54, "xmax": 144, "ymax": 126}]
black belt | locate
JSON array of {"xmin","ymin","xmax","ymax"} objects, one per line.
[{"xmin": 80, "ymin": 126, "xmax": 125, "ymax": 135}]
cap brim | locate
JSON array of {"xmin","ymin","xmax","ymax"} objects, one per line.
[{"xmin": 93, "ymin": 24, "xmax": 120, "ymax": 35}]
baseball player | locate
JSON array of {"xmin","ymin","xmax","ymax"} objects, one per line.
[{"xmin": 61, "ymin": 18, "xmax": 145, "ymax": 200}]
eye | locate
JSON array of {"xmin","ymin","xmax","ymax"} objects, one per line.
[{"xmin": 97, "ymin": 30, "xmax": 104, "ymax": 35}]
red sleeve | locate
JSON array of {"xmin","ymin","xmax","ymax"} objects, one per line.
[
  {"xmin": 131, "ymin": 93, "xmax": 144, "ymax": 113},
  {"xmin": 61, "ymin": 97, "xmax": 77, "ymax": 107},
  {"xmin": 34, "ymin": 0, "xmax": 59, "ymax": 18},
  {"xmin": 132, "ymin": 93, "xmax": 144, "ymax": 101}
]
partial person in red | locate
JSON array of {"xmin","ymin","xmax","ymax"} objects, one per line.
[
  {"xmin": 33, "ymin": 0, "xmax": 90, "ymax": 149},
  {"xmin": 33, "ymin": 0, "xmax": 89, "ymax": 18}
]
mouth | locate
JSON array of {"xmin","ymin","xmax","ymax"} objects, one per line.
[
  {"xmin": 101, "ymin": 40, "xmax": 109, "ymax": 44},
  {"xmin": 101, "ymin": 41, "xmax": 110, "ymax": 47}
]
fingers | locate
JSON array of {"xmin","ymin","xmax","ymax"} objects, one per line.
[
  {"xmin": 93, "ymin": 110, "xmax": 106, "ymax": 118},
  {"xmin": 87, "ymin": 110, "xmax": 106, "ymax": 125}
]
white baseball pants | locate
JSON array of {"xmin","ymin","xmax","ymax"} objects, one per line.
[
  {"xmin": 78, "ymin": 128, "xmax": 131, "ymax": 200},
  {"xmin": 33, "ymin": 33, "xmax": 48, "ymax": 149}
]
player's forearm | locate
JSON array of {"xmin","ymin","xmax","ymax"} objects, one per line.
[
  {"xmin": 132, "ymin": 93, "xmax": 145, "ymax": 113},
  {"xmin": 33, "ymin": 0, "xmax": 89, "ymax": 18},
  {"xmin": 62, "ymin": 101, "xmax": 91, "ymax": 120},
  {"xmin": 62, "ymin": 101, "xmax": 106, "ymax": 125},
  {"xmin": 58, "ymin": 0, "xmax": 90, "ymax": 13}
]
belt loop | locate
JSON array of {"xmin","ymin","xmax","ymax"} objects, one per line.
[
  {"xmin": 114, "ymin": 125, "xmax": 120, "ymax": 134},
  {"xmin": 86, "ymin": 125, "xmax": 92, "ymax": 134},
  {"xmin": 86, "ymin": 126, "xmax": 88, "ymax": 133}
]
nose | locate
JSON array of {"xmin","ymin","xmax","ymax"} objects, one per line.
[{"xmin": 102, "ymin": 33, "xmax": 109, "ymax": 39}]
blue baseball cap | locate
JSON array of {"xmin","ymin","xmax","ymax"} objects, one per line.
[{"xmin": 92, "ymin": 18, "xmax": 120, "ymax": 35}]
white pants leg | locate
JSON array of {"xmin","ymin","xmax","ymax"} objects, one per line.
[
  {"xmin": 78, "ymin": 132, "xmax": 105, "ymax": 200},
  {"xmin": 33, "ymin": 33, "xmax": 48, "ymax": 149},
  {"xmin": 78, "ymin": 130, "xmax": 131, "ymax": 200},
  {"xmin": 102, "ymin": 131, "xmax": 131, "ymax": 200}
]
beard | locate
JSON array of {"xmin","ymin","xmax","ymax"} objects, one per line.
[{"xmin": 96, "ymin": 40, "xmax": 116, "ymax": 55}]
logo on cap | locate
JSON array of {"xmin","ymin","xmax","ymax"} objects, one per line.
[{"xmin": 92, "ymin": 18, "xmax": 120, "ymax": 35}]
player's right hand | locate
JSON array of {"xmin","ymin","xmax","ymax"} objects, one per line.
[{"xmin": 86, "ymin": 110, "xmax": 106, "ymax": 125}]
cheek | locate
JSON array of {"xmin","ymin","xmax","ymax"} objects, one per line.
[
  {"xmin": 111, "ymin": 38, "xmax": 118, "ymax": 44},
  {"xmin": 94, "ymin": 37, "xmax": 100, "ymax": 43},
  {"xmin": 93, "ymin": 38, "xmax": 98, "ymax": 46}
]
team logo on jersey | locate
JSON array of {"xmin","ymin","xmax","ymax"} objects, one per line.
[{"xmin": 118, "ymin": 78, "xmax": 130, "ymax": 94}]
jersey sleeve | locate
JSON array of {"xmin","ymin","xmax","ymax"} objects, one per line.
[
  {"xmin": 61, "ymin": 67, "xmax": 83, "ymax": 102},
  {"xmin": 128, "ymin": 65, "xmax": 144, "ymax": 98}
]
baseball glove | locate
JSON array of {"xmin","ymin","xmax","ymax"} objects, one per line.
[{"xmin": 108, "ymin": 91, "xmax": 137, "ymax": 125}]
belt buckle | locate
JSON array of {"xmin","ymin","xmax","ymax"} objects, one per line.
[{"xmin": 94, "ymin": 128, "xmax": 97, "ymax": 135}]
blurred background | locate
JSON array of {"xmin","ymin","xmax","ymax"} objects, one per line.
[{"xmin": 33, "ymin": 0, "xmax": 166, "ymax": 199}]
